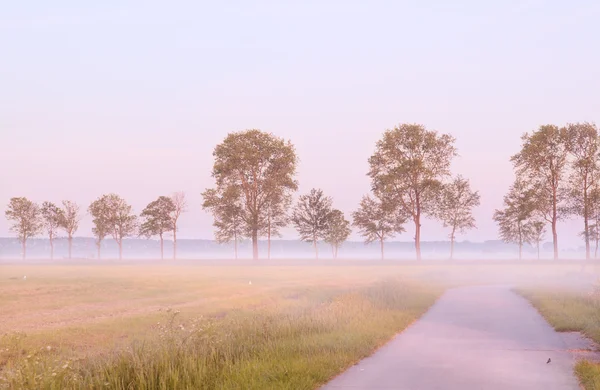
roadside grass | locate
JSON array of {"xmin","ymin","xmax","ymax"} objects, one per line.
[
  {"xmin": 0, "ymin": 277, "xmax": 441, "ymax": 389},
  {"xmin": 517, "ymin": 284, "xmax": 600, "ymax": 390}
]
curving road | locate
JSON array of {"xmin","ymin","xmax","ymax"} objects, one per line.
[{"xmin": 322, "ymin": 285, "xmax": 581, "ymax": 390}]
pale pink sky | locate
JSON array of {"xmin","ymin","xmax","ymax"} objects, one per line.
[{"xmin": 1, "ymin": 1, "xmax": 599, "ymax": 247}]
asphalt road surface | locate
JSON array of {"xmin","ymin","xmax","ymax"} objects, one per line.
[{"xmin": 322, "ymin": 285, "xmax": 581, "ymax": 390}]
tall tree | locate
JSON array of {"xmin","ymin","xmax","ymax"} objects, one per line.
[
  {"xmin": 140, "ymin": 196, "xmax": 175, "ymax": 260},
  {"xmin": 291, "ymin": 188, "xmax": 333, "ymax": 259},
  {"xmin": 170, "ymin": 191, "xmax": 187, "ymax": 260},
  {"xmin": 89, "ymin": 194, "xmax": 138, "ymax": 260},
  {"xmin": 566, "ymin": 122, "xmax": 600, "ymax": 260},
  {"xmin": 352, "ymin": 194, "xmax": 406, "ymax": 260},
  {"xmin": 262, "ymin": 191, "xmax": 291, "ymax": 260},
  {"xmin": 368, "ymin": 123, "xmax": 457, "ymax": 260},
  {"xmin": 493, "ymin": 179, "xmax": 536, "ymax": 260},
  {"xmin": 40, "ymin": 202, "xmax": 64, "ymax": 260},
  {"xmin": 324, "ymin": 209, "xmax": 351, "ymax": 259},
  {"xmin": 204, "ymin": 130, "xmax": 298, "ymax": 260},
  {"xmin": 5, "ymin": 197, "xmax": 42, "ymax": 260},
  {"xmin": 511, "ymin": 125, "xmax": 570, "ymax": 260},
  {"xmin": 89, "ymin": 198, "xmax": 110, "ymax": 259},
  {"xmin": 202, "ymin": 187, "xmax": 245, "ymax": 259},
  {"xmin": 526, "ymin": 220, "xmax": 546, "ymax": 260},
  {"xmin": 60, "ymin": 200, "xmax": 80, "ymax": 259},
  {"xmin": 434, "ymin": 176, "xmax": 480, "ymax": 259}
]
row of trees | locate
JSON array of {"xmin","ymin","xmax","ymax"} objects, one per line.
[
  {"xmin": 493, "ymin": 123, "xmax": 600, "ymax": 260},
  {"xmin": 201, "ymin": 127, "xmax": 481, "ymax": 260},
  {"xmin": 5, "ymin": 125, "xmax": 484, "ymax": 261},
  {"xmin": 4, "ymin": 192, "xmax": 187, "ymax": 260}
]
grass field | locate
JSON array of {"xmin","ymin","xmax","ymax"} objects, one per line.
[
  {"xmin": 518, "ymin": 280, "xmax": 600, "ymax": 390},
  {"xmin": 1, "ymin": 262, "xmax": 598, "ymax": 389}
]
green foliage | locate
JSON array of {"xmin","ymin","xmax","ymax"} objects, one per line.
[
  {"xmin": 139, "ymin": 196, "xmax": 175, "ymax": 239},
  {"xmin": 434, "ymin": 175, "xmax": 480, "ymax": 239},
  {"xmin": 59, "ymin": 200, "xmax": 80, "ymax": 239},
  {"xmin": 291, "ymin": 189, "xmax": 333, "ymax": 258},
  {"xmin": 40, "ymin": 202, "xmax": 63, "ymax": 240},
  {"xmin": 204, "ymin": 129, "xmax": 298, "ymax": 259},
  {"xmin": 4, "ymin": 197, "xmax": 42, "ymax": 250},
  {"xmin": 323, "ymin": 209, "xmax": 351, "ymax": 258},
  {"xmin": 88, "ymin": 194, "xmax": 138, "ymax": 259},
  {"xmin": 368, "ymin": 123, "xmax": 457, "ymax": 260}
]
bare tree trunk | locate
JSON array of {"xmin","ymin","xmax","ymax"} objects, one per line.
[
  {"xmin": 519, "ymin": 242, "xmax": 522, "ymax": 260},
  {"xmin": 380, "ymin": 237, "xmax": 384, "ymax": 260},
  {"xmin": 22, "ymin": 239, "xmax": 26, "ymax": 260},
  {"xmin": 234, "ymin": 231, "xmax": 238, "ymax": 260},
  {"xmin": 415, "ymin": 214, "xmax": 422, "ymax": 261},
  {"xmin": 537, "ymin": 242, "xmax": 540, "ymax": 260},
  {"xmin": 314, "ymin": 234, "xmax": 318, "ymax": 259},
  {"xmin": 267, "ymin": 215, "xmax": 271, "ymax": 261},
  {"xmin": 68, "ymin": 235, "xmax": 73, "ymax": 259},
  {"xmin": 584, "ymin": 181, "xmax": 590, "ymax": 260},
  {"xmin": 173, "ymin": 220, "xmax": 178, "ymax": 260},
  {"xmin": 596, "ymin": 237, "xmax": 599, "ymax": 259},
  {"xmin": 552, "ymin": 186, "xmax": 558, "ymax": 260},
  {"xmin": 97, "ymin": 241, "xmax": 101, "ymax": 259},
  {"xmin": 252, "ymin": 230, "xmax": 258, "ymax": 260},
  {"xmin": 450, "ymin": 227, "xmax": 456, "ymax": 260},
  {"xmin": 160, "ymin": 234, "xmax": 164, "ymax": 260},
  {"xmin": 335, "ymin": 245, "xmax": 338, "ymax": 259},
  {"xmin": 331, "ymin": 244, "xmax": 334, "ymax": 258},
  {"xmin": 50, "ymin": 237, "xmax": 54, "ymax": 260},
  {"xmin": 119, "ymin": 239, "xmax": 123, "ymax": 260}
]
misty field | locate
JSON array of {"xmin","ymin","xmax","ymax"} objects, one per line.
[{"xmin": 0, "ymin": 262, "xmax": 598, "ymax": 389}]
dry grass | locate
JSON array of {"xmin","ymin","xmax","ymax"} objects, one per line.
[{"xmin": 1, "ymin": 262, "xmax": 597, "ymax": 389}]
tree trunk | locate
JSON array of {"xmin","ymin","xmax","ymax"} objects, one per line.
[
  {"xmin": 160, "ymin": 234, "xmax": 164, "ymax": 260},
  {"xmin": 252, "ymin": 229, "xmax": 258, "ymax": 260},
  {"xmin": 450, "ymin": 227, "xmax": 456, "ymax": 260},
  {"xmin": 519, "ymin": 242, "xmax": 522, "ymax": 260},
  {"xmin": 234, "ymin": 231, "xmax": 238, "ymax": 260},
  {"xmin": 584, "ymin": 181, "xmax": 590, "ymax": 260},
  {"xmin": 415, "ymin": 214, "xmax": 422, "ymax": 261},
  {"xmin": 537, "ymin": 241, "xmax": 540, "ymax": 260},
  {"xmin": 380, "ymin": 237, "xmax": 384, "ymax": 261},
  {"xmin": 267, "ymin": 216, "xmax": 271, "ymax": 261},
  {"xmin": 50, "ymin": 237, "xmax": 54, "ymax": 260},
  {"xmin": 22, "ymin": 239, "xmax": 26, "ymax": 260},
  {"xmin": 119, "ymin": 239, "xmax": 123, "ymax": 260},
  {"xmin": 331, "ymin": 244, "xmax": 335, "ymax": 258},
  {"xmin": 335, "ymin": 245, "xmax": 338, "ymax": 259},
  {"xmin": 97, "ymin": 240, "xmax": 101, "ymax": 260},
  {"xmin": 68, "ymin": 235, "xmax": 73, "ymax": 259},
  {"xmin": 314, "ymin": 235, "xmax": 319, "ymax": 260},
  {"xmin": 552, "ymin": 186, "xmax": 558, "ymax": 260},
  {"xmin": 173, "ymin": 222, "xmax": 178, "ymax": 260}
]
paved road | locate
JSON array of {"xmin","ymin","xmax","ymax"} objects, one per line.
[{"xmin": 322, "ymin": 285, "xmax": 581, "ymax": 390}]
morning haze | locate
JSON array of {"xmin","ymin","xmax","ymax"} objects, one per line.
[
  {"xmin": 2, "ymin": 1, "xmax": 599, "ymax": 247},
  {"xmin": 3, "ymin": 3, "xmax": 600, "ymax": 390}
]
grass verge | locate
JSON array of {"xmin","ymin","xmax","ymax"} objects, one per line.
[
  {"xmin": 517, "ymin": 286, "xmax": 600, "ymax": 390},
  {"xmin": 0, "ymin": 278, "xmax": 440, "ymax": 390}
]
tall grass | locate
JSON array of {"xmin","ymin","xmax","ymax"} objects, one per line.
[{"xmin": 0, "ymin": 279, "xmax": 440, "ymax": 390}]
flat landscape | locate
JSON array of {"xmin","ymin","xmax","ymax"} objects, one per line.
[{"xmin": 1, "ymin": 261, "xmax": 599, "ymax": 389}]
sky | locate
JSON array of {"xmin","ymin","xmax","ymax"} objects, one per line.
[{"xmin": 1, "ymin": 1, "xmax": 600, "ymax": 247}]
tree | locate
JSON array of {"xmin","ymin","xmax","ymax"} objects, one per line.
[
  {"xmin": 511, "ymin": 125, "xmax": 570, "ymax": 260},
  {"xmin": 368, "ymin": 124, "xmax": 457, "ymax": 260},
  {"xmin": 89, "ymin": 198, "xmax": 110, "ymax": 259},
  {"xmin": 170, "ymin": 191, "xmax": 187, "ymax": 260},
  {"xmin": 352, "ymin": 194, "xmax": 406, "ymax": 260},
  {"xmin": 566, "ymin": 122, "xmax": 600, "ymax": 260},
  {"xmin": 324, "ymin": 209, "xmax": 351, "ymax": 259},
  {"xmin": 434, "ymin": 176, "xmax": 480, "ymax": 259},
  {"xmin": 526, "ymin": 220, "xmax": 546, "ymax": 260},
  {"xmin": 40, "ymin": 202, "xmax": 64, "ymax": 260},
  {"xmin": 5, "ymin": 197, "xmax": 42, "ymax": 260},
  {"xmin": 89, "ymin": 194, "xmax": 138, "ymax": 260},
  {"xmin": 140, "ymin": 196, "xmax": 175, "ymax": 260},
  {"xmin": 291, "ymin": 189, "xmax": 333, "ymax": 259},
  {"xmin": 261, "ymin": 191, "xmax": 291, "ymax": 260},
  {"xmin": 60, "ymin": 200, "xmax": 80, "ymax": 259},
  {"xmin": 202, "ymin": 187, "xmax": 245, "ymax": 259},
  {"xmin": 204, "ymin": 130, "xmax": 298, "ymax": 260},
  {"xmin": 493, "ymin": 179, "xmax": 536, "ymax": 260}
]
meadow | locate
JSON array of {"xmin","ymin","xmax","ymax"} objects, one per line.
[{"xmin": 0, "ymin": 261, "xmax": 598, "ymax": 389}]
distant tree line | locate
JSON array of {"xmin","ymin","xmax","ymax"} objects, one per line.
[{"xmin": 7, "ymin": 123, "xmax": 598, "ymax": 261}]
